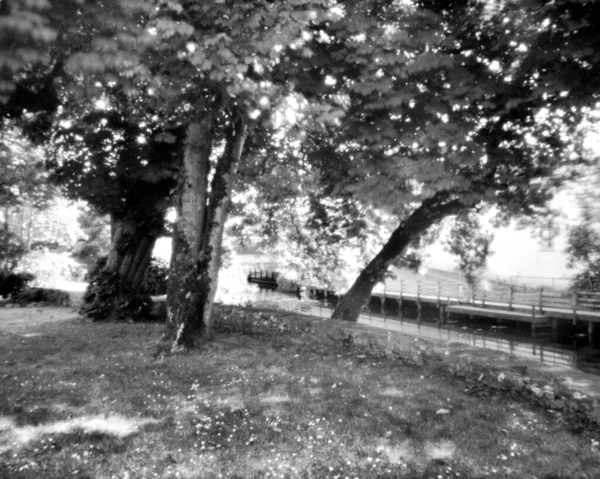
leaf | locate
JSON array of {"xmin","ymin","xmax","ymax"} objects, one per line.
[{"xmin": 154, "ymin": 132, "xmax": 177, "ymax": 144}]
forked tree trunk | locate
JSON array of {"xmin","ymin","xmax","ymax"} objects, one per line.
[
  {"xmin": 164, "ymin": 113, "xmax": 248, "ymax": 351},
  {"xmin": 331, "ymin": 195, "xmax": 464, "ymax": 322},
  {"xmin": 81, "ymin": 211, "xmax": 164, "ymax": 321}
]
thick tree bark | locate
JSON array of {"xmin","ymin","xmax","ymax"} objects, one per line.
[
  {"xmin": 331, "ymin": 195, "xmax": 464, "ymax": 322},
  {"xmin": 80, "ymin": 211, "xmax": 164, "ymax": 321},
  {"xmin": 165, "ymin": 113, "xmax": 248, "ymax": 351}
]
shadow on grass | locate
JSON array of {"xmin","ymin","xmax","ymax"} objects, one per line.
[{"xmin": 0, "ymin": 306, "xmax": 599, "ymax": 478}]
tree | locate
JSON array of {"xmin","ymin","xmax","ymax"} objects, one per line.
[
  {"xmin": 304, "ymin": 0, "xmax": 600, "ymax": 321},
  {"xmin": 145, "ymin": 0, "xmax": 337, "ymax": 350},
  {"xmin": 50, "ymin": 93, "xmax": 181, "ymax": 321},
  {"xmin": 1, "ymin": 0, "xmax": 172, "ymax": 319},
  {"xmin": 0, "ymin": 0, "xmax": 57, "ymax": 103}
]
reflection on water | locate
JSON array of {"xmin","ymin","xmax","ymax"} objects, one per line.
[
  {"xmin": 216, "ymin": 282, "xmax": 297, "ymax": 308},
  {"xmin": 215, "ymin": 261, "xmax": 296, "ymax": 308}
]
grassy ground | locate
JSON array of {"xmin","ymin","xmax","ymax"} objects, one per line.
[{"xmin": 1, "ymin": 307, "xmax": 600, "ymax": 478}]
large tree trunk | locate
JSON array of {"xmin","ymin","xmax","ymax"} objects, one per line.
[
  {"xmin": 80, "ymin": 211, "xmax": 164, "ymax": 321},
  {"xmin": 331, "ymin": 195, "xmax": 464, "ymax": 322},
  {"xmin": 164, "ymin": 113, "xmax": 248, "ymax": 351}
]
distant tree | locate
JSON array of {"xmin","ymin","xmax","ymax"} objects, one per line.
[
  {"xmin": 445, "ymin": 214, "xmax": 493, "ymax": 288},
  {"xmin": 0, "ymin": 120, "xmax": 53, "ymax": 212},
  {"xmin": 566, "ymin": 224, "xmax": 600, "ymax": 291},
  {"xmin": 0, "ymin": 229, "xmax": 25, "ymax": 273},
  {"xmin": 72, "ymin": 208, "xmax": 111, "ymax": 272}
]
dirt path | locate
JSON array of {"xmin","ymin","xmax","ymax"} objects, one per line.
[{"xmin": 0, "ymin": 307, "xmax": 79, "ymax": 335}]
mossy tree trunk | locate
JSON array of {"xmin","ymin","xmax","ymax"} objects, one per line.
[
  {"xmin": 164, "ymin": 111, "xmax": 249, "ymax": 351},
  {"xmin": 332, "ymin": 195, "xmax": 464, "ymax": 322},
  {"xmin": 80, "ymin": 210, "xmax": 165, "ymax": 321}
]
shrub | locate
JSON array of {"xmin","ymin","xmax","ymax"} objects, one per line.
[
  {"xmin": 142, "ymin": 258, "xmax": 169, "ymax": 296},
  {"xmin": 14, "ymin": 287, "xmax": 71, "ymax": 306},
  {"xmin": 0, "ymin": 271, "xmax": 35, "ymax": 298},
  {"xmin": 80, "ymin": 258, "xmax": 155, "ymax": 321}
]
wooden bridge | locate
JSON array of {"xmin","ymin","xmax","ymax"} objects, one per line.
[
  {"xmin": 247, "ymin": 270, "xmax": 279, "ymax": 288},
  {"xmin": 305, "ymin": 279, "xmax": 600, "ymax": 347},
  {"xmin": 246, "ymin": 270, "xmax": 600, "ymax": 347}
]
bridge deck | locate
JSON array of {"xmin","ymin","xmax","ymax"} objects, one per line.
[{"xmin": 445, "ymin": 305, "xmax": 550, "ymax": 326}]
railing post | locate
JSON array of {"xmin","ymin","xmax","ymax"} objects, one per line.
[
  {"xmin": 572, "ymin": 290, "xmax": 578, "ymax": 326},
  {"xmin": 539, "ymin": 287, "xmax": 544, "ymax": 314},
  {"xmin": 437, "ymin": 281, "xmax": 442, "ymax": 327},
  {"xmin": 482, "ymin": 289, "xmax": 486, "ymax": 309},
  {"xmin": 398, "ymin": 280, "xmax": 404, "ymax": 323},
  {"xmin": 417, "ymin": 281, "xmax": 422, "ymax": 325},
  {"xmin": 509, "ymin": 285, "xmax": 514, "ymax": 311}
]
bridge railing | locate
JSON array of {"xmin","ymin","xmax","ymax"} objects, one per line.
[{"xmin": 255, "ymin": 269, "xmax": 600, "ymax": 317}]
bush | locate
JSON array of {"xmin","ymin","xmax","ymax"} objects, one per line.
[
  {"xmin": 142, "ymin": 258, "xmax": 169, "ymax": 296},
  {"xmin": 0, "ymin": 271, "xmax": 35, "ymax": 298},
  {"xmin": 13, "ymin": 287, "xmax": 71, "ymax": 306}
]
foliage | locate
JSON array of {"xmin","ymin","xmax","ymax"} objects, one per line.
[
  {"xmin": 566, "ymin": 224, "xmax": 600, "ymax": 291},
  {"xmin": 565, "ymin": 149, "xmax": 600, "ymax": 291},
  {"xmin": 306, "ymin": 0, "xmax": 586, "ymax": 218},
  {"xmin": 50, "ymin": 97, "xmax": 180, "ymax": 226},
  {"xmin": 570, "ymin": 263, "xmax": 600, "ymax": 292},
  {"xmin": 141, "ymin": 257, "xmax": 169, "ymax": 296},
  {"xmin": 445, "ymin": 214, "xmax": 493, "ymax": 287},
  {"xmin": 0, "ymin": 0, "xmax": 57, "ymax": 103},
  {"xmin": 231, "ymin": 189, "xmax": 393, "ymax": 291}
]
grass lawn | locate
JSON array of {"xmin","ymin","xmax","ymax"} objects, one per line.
[{"xmin": 1, "ymin": 306, "xmax": 600, "ymax": 478}]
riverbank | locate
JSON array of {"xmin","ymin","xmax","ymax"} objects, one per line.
[{"xmin": 1, "ymin": 305, "xmax": 600, "ymax": 478}]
